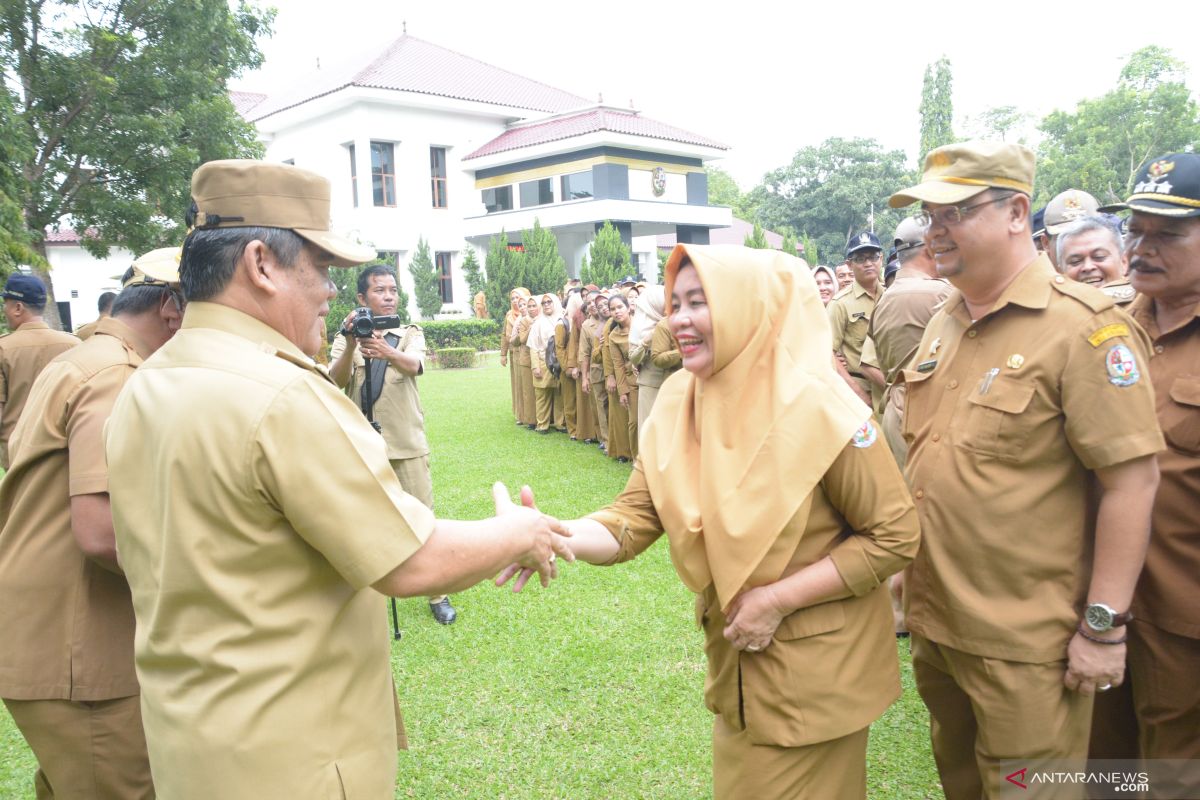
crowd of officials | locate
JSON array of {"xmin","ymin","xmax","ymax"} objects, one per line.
[
  {"xmin": 0, "ymin": 138, "xmax": 1194, "ymax": 800},
  {"xmin": 499, "ymin": 277, "xmax": 682, "ymax": 462}
]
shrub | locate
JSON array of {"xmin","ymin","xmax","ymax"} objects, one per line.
[
  {"xmin": 420, "ymin": 319, "xmax": 500, "ymax": 351},
  {"xmin": 435, "ymin": 347, "xmax": 476, "ymax": 369}
]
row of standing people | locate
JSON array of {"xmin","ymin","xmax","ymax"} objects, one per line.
[{"xmin": 499, "ymin": 284, "xmax": 682, "ymax": 463}]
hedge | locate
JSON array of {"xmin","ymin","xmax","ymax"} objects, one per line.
[
  {"xmin": 420, "ymin": 319, "xmax": 500, "ymax": 352},
  {"xmin": 435, "ymin": 347, "xmax": 476, "ymax": 369}
]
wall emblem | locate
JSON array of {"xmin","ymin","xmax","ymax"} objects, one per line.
[{"xmin": 652, "ymin": 167, "xmax": 667, "ymax": 197}]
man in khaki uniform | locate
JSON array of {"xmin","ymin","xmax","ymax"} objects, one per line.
[
  {"xmin": 0, "ymin": 274, "xmax": 78, "ymax": 467},
  {"xmin": 1038, "ymin": 188, "xmax": 1100, "ymax": 270},
  {"xmin": 104, "ymin": 160, "xmax": 570, "ymax": 800},
  {"xmin": 1055, "ymin": 216, "xmax": 1136, "ymax": 305},
  {"xmin": 892, "ymin": 141, "xmax": 1164, "ymax": 799},
  {"xmin": 1118, "ymin": 153, "xmax": 1200, "ymax": 797},
  {"xmin": 328, "ymin": 264, "xmax": 457, "ymax": 625},
  {"xmin": 75, "ymin": 290, "xmax": 117, "ymax": 339},
  {"xmin": 828, "ymin": 231, "xmax": 882, "ymax": 405},
  {"xmin": 0, "ymin": 249, "xmax": 184, "ymax": 799},
  {"xmin": 860, "ymin": 217, "xmax": 950, "ymax": 466}
]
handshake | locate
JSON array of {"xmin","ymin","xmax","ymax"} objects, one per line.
[{"xmin": 488, "ymin": 482, "xmax": 575, "ymax": 592}]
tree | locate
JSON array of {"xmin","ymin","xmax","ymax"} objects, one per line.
[
  {"xmin": 752, "ymin": 137, "xmax": 913, "ymax": 266},
  {"xmin": 1, "ymin": 0, "xmax": 273, "ymax": 326},
  {"xmin": 778, "ymin": 228, "xmax": 798, "ymax": 257},
  {"xmin": 743, "ymin": 222, "xmax": 770, "ymax": 249},
  {"xmin": 325, "ymin": 260, "xmax": 409, "ymax": 342},
  {"xmin": 408, "ymin": 238, "xmax": 442, "ymax": 320},
  {"xmin": 1036, "ymin": 46, "xmax": 1200, "ymax": 206},
  {"xmin": 580, "ymin": 221, "xmax": 630, "ymax": 288},
  {"xmin": 461, "ymin": 246, "xmax": 484, "ymax": 299},
  {"xmin": 482, "ymin": 230, "xmax": 527, "ymax": 321},
  {"xmin": 799, "ymin": 232, "xmax": 820, "ymax": 267},
  {"xmin": 520, "ymin": 219, "xmax": 567, "ymax": 297},
  {"xmin": 963, "ymin": 105, "xmax": 1031, "ymax": 143},
  {"xmin": 919, "ymin": 57, "xmax": 955, "ymax": 162},
  {"xmin": 0, "ymin": 86, "xmax": 38, "ymax": 279},
  {"xmin": 656, "ymin": 248, "xmax": 668, "ymax": 284}
]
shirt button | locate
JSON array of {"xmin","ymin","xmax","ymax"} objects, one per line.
[
  {"xmin": 932, "ymin": 433, "xmax": 941, "ymax": 442},
  {"xmin": 948, "ymin": 380, "xmax": 958, "ymax": 390},
  {"xmin": 914, "ymin": 489, "xmax": 925, "ymax": 499},
  {"xmin": 968, "ymin": 330, "xmax": 978, "ymax": 338},
  {"xmin": 1054, "ymin": 276, "xmax": 1065, "ymax": 284}
]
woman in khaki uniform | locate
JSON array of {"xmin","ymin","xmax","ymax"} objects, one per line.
[
  {"xmin": 650, "ymin": 317, "xmax": 681, "ymax": 378},
  {"xmin": 527, "ymin": 294, "xmax": 561, "ymax": 433},
  {"xmin": 556, "ymin": 294, "xmax": 581, "ymax": 438},
  {"xmin": 607, "ymin": 293, "xmax": 638, "ymax": 461},
  {"xmin": 506, "ymin": 245, "xmax": 919, "ymax": 799},
  {"xmin": 579, "ymin": 297, "xmax": 606, "ymax": 449},
  {"xmin": 501, "ymin": 288, "xmax": 529, "ymax": 422},
  {"xmin": 516, "ymin": 296, "xmax": 537, "ymax": 428},
  {"xmin": 570, "ymin": 295, "xmax": 597, "ymax": 443},
  {"xmin": 629, "ymin": 286, "xmax": 667, "ymax": 438},
  {"xmin": 601, "ymin": 303, "xmax": 631, "ymax": 462}
]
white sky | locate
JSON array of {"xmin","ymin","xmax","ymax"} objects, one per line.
[{"xmin": 234, "ymin": 0, "xmax": 1200, "ymax": 189}]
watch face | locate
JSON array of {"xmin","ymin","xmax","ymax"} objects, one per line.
[{"xmin": 1085, "ymin": 604, "xmax": 1114, "ymax": 631}]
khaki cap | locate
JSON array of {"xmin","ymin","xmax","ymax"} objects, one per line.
[
  {"xmin": 893, "ymin": 217, "xmax": 926, "ymax": 252},
  {"xmin": 890, "ymin": 140, "xmax": 1035, "ymax": 208},
  {"xmin": 191, "ymin": 160, "xmax": 376, "ymax": 267},
  {"xmin": 1044, "ymin": 189, "xmax": 1100, "ymax": 234},
  {"xmin": 123, "ymin": 247, "xmax": 183, "ymax": 288}
]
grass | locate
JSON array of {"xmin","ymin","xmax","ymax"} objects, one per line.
[{"xmin": 0, "ymin": 362, "xmax": 943, "ymax": 799}]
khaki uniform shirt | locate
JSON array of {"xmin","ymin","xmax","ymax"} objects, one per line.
[
  {"xmin": 330, "ymin": 325, "xmax": 429, "ymax": 460},
  {"xmin": 0, "ymin": 321, "xmax": 78, "ymax": 465},
  {"xmin": 75, "ymin": 319, "xmax": 100, "ymax": 340},
  {"xmin": 827, "ymin": 280, "xmax": 878, "ymax": 376},
  {"xmin": 901, "ymin": 257, "xmax": 1164, "ymax": 662},
  {"xmin": 0, "ymin": 318, "xmax": 148, "ymax": 702},
  {"xmin": 1100, "ymin": 278, "xmax": 1136, "ymax": 306},
  {"xmin": 105, "ymin": 302, "xmax": 434, "ymax": 800},
  {"xmin": 649, "ymin": 318, "xmax": 682, "ymax": 374},
  {"xmin": 608, "ymin": 326, "xmax": 636, "ymax": 397},
  {"xmin": 589, "ymin": 432, "xmax": 919, "ymax": 747},
  {"xmin": 580, "ymin": 318, "xmax": 602, "ymax": 382},
  {"xmin": 1128, "ymin": 294, "xmax": 1200, "ymax": 639}
]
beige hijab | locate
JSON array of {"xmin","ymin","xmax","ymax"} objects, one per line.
[
  {"xmin": 643, "ymin": 244, "xmax": 869, "ymax": 611},
  {"xmin": 528, "ymin": 293, "xmax": 563, "ymax": 354}
]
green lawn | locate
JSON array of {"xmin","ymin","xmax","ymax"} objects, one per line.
[{"xmin": 0, "ymin": 362, "xmax": 943, "ymax": 798}]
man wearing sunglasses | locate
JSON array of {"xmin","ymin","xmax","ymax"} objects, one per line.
[
  {"xmin": 0, "ymin": 248, "xmax": 184, "ymax": 799},
  {"xmin": 828, "ymin": 230, "xmax": 883, "ymax": 404},
  {"xmin": 891, "ymin": 141, "xmax": 1163, "ymax": 798}
]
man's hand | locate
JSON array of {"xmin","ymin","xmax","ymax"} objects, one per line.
[
  {"xmin": 357, "ymin": 333, "xmax": 400, "ymax": 364},
  {"xmin": 533, "ymin": 366, "xmax": 543, "ymax": 379},
  {"xmin": 581, "ymin": 377, "xmax": 591, "ymax": 394},
  {"xmin": 619, "ymin": 393, "xmax": 629, "ymax": 408},
  {"xmin": 338, "ymin": 310, "xmax": 359, "ymax": 350},
  {"xmin": 568, "ymin": 367, "xmax": 580, "ymax": 380},
  {"xmin": 1064, "ymin": 631, "xmax": 1126, "ymax": 695},
  {"xmin": 500, "ymin": 354, "xmax": 508, "ymax": 367},
  {"xmin": 605, "ymin": 376, "xmax": 616, "ymax": 393},
  {"xmin": 723, "ymin": 585, "xmax": 788, "ymax": 653},
  {"xmin": 492, "ymin": 483, "xmax": 573, "ymax": 592}
]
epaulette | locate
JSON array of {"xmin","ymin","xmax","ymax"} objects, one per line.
[
  {"xmin": 831, "ymin": 285, "xmax": 852, "ymax": 300},
  {"xmin": 1100, "ymin": 281, "xmax": 1136, "ymax": 305},
  {"xmin": 1049, "ymin": 275, "xmax": 1115, "ymax": 313}
]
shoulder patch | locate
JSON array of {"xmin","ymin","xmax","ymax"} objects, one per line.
[
  {"xmin": 1050, "ymin": 276, "xmax": 1116, "ymax": 313},
  {"xmin": 851, "ymin": 419, "xmax": 878, "ymax": 449},
  {"xmin": 1100, "ymin": 283, "xmax": 1136, "ymax": 304},
  {"xmin": 1087, "ymin": 323, "xmax": 1130, "ymax": 348},
  {"xmin": 1105, "ymin": 344, "xmax": 1140, "ymax": 387}
]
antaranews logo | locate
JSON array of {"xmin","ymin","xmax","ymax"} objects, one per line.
[{"xmin": 1001, "ymin": 763, "xmax": 1150, "ymax": 796}]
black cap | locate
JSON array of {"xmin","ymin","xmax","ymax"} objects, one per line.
[
  {"xmin": 1125, "ymin": 153, "xmax": 1200, "ymax": 218},
  {"xmin": 846, "ymin": 231, "xmax": 882, "ymax": 257},
  {"xmin": 1031, "ymin": 206, "xmax": 1046, "ymax": 238},
  {"xmin": 2, "ymin": 274, "xmax": 47, "ymax": 306}
]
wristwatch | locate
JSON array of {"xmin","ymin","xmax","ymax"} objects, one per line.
[{"xmin": 1083, "ymin": 603, "xmax": 1133, "ymax": 633}]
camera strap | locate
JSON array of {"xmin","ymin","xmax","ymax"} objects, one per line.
[{"xmin": 360, "ymin": 332, "xmax": 402, "ymax": 414}]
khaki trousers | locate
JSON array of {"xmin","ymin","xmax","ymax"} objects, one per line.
[
  {"xmin": 912, "ymin": 634, "xmax": 1092, "ymax": 800},
  {"xmin": 606, "ymin": 388, "xmax": 631, "ymax": 460},
  {"xmin": 552, "ymin": 381, "xmax": 565, "ymax": 431},
  {"xmin": 4, "ymin": 695, "xmax": 153, "ymax": 800},
  {"xmin": 627, "ymin": 386, "xmax": 638, "ymax": 460},
  {"xmin": 508, "ymin": 356, "xmax": 520, "ymax": 419},
  {"xmin": 534, "ymin": 385, "xmax": 555, "ymax": 432},
  {"xmin": 574, "ymin": 376, "xmax": 596, "ymax": 441},
  {"xmin": 589, "ymin": 367, "xmax": 608, "ymax": 447},
  {"xmin": 712, "ymin": 716, "xmax": 868, "ymax": 800},
  {"xmin": 1128, "ymin": 620, "xmax": 1200, "ymax": 798},
  {"xmin": 636, "ymin": 382, "xmax": 659, "ymax": 443},
  {"xmin": 518, "ymin": 363, "xmax": 535, "ymax": 426},
  {"xmin": 391, "ymin": 456, "xmax": 442, "ymax": 603},
  {"xmin": 559, "ymin": 373, "xmax": 577, "ymax": 437}
]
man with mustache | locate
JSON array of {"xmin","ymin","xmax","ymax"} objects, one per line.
[{"xmin": 828, "ymin": 231, "xmax": 883, "ymax": 404}]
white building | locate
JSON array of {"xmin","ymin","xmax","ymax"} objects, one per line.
[{"xmin": 49, "ymin": 34, "xmax": 732, "ymax": 324}]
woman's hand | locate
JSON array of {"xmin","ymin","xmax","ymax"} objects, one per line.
[
  {"xmin": 605, "ymin": 376, "xmax": 616, "ymax": 393},
  {"xmin": 723, "ymin": 585, "xmax": 788, "ymax": 653},
  {"xmin": 619, "ymin": 393, "xmax": 629, "ymax": 408}
]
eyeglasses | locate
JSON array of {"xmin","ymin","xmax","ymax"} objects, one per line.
[
  {"xmin": 848, "ymin": 251, "xmax": 882, "ymax": 265},
  {"xmin": 915, "ymin": 193, "xmax": 1014, "ymax": 229}
]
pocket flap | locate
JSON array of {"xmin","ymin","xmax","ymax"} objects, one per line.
[
  {"xmin": 967, "ymin": 378, "xmax": 1035, "ymax": 414},
  {"xmin": 1169, "ymin": 376, "xmax": 1200, "ymax": 408},
  {"xmin": 775, "ymin": 601, "xmax": 846, "ymax": 641}
]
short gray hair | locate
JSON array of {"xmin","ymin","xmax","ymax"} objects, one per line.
[
  {"xmin": 181, "ymin": 227, "xmax": 305, "ymax": 302},
  {"xmin": 1055, "ymin": 215, "xmax": 1123, "ymax": 266}
]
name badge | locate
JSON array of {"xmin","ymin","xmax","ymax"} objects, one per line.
[{"xmin": 916, "ymin": 359, "xmax": 938, "ymax": 373}]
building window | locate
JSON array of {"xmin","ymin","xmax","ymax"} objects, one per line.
[
  {"xmin": 519, "ymin": 178, "xmax": 553, "ymax": 208},
  {"xmin": 371, "ymin": 141, "xmax": 397, "ymax": 207},
  {"xmin": 561, "ymin": 171, "xmax": 593, "ymax": 201},
  {"xmin": 348, "ymin": 144, "xmax": 358, "ymax": 207},
  {"xmin": 435, "ymin": 252, "xmax": 453, "ymax": 303},
  {"xmin": 430, "ymin": 147, "xmax": 448, "ymax": 209},
  {"xmin": 375, "ymin": 250, "xmax": 401, "ymax": 269},
  {"xmin": 482, "ymin": 186, "xmax": 513, "ymax": 213}
]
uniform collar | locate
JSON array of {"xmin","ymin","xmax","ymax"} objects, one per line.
[
  {"xmin": 15, "ymin": 320, "xmax": 50, "ymax": 331},
  {"xmin": 944, "ymin": 254, "xmax": 1055, "ymax": 322},
  {"xmin": 180, "ymin": 301, "xmax": 313, "ymax": 364},
  {"xmin": 1128, "ymin": 291, "xmax": 1200, "ymax": 339},
  {"xmin": 96, "ymin": 316, "xmax": 154, "ymax": 361},
  {"xmin": 851, "ymin": 279, "xmax": 878, "ymax": 300}
]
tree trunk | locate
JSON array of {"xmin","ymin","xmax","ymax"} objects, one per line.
[{"xmin": 29, "ymin": 238, "xmax": 65, "ymax": 331}]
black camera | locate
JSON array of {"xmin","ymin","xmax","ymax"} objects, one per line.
[{"xmin": 343, "ymin": 306, "xmax": 401, "ymax": 338}]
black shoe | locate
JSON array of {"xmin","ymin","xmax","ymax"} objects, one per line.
[
  {"xmin": 526, "ymin": 424, "xmax": 535, "ymax": 430},
  {"xmin": 617, "ymin": 456, "xmax": 630, "ymax": 464},
  {"xmin": 582, "ymin": 438, "xmax": 595, "ymax": 444},
  {"xmin": 570, "ymin": 436, "xmax": 578, "ymax": 441},
  {"xmin": 537, "ymin": 428, "xmax": 550, "ymax": 434},
  {"xmin": 429, "ymin": 597, "xmax": 457, "ymax": 625}
]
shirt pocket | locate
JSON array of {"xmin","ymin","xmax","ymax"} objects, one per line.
[
  {"xmin": 959, "ymin": 377, "xmax": 1036, "ymax": 461},
  {"xmin": 1164, "ymin": 375, "xmax": 1200, "ymax": 456},
  {"xmin": 899, "ymin": 368, "xmax": 935, "ymax": 445}
]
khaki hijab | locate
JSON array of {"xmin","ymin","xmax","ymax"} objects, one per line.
[{"xmin": 644, "ymin": 245, "xmax": 869, "ymax": 611}]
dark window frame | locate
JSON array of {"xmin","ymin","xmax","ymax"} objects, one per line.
[
  {"xmin": 430, "ymin": 147, "xmax": 448, "ymax": 209},
  {"xmin": 435, "ymin": 251, "xmax": 453, "ymax": 304}
]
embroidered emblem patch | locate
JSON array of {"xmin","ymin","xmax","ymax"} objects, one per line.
[
  {"xmin": 852, "ymin": 420, "xmax": 878, "ymax": 449},
  {"xmin": 1106, "ymin": 344, "xmax": 1140, "ymax": 387},
  {"xmin": 1088, "ymin": 323, "xmax": 1130, "ymax": 348}
]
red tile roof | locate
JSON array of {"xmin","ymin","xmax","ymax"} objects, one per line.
[
  {"xmin": 464, "ymin": 107, "xmax": 727, "ymax": 160},
  {"xmin": 247, "ymin": 35, "xmax": 589, "ymax": 122},
  {"xmin": 43, "ymin": 228, "xmax": 98, "ymax": 244},
  {"xmin": 230, "ymin": 90, "xmax": 267, "ymax": 117}
]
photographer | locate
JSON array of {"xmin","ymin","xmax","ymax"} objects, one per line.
[{"xmin": 328, "ymin": 264, "xmax": 457, "ymax": 625}]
